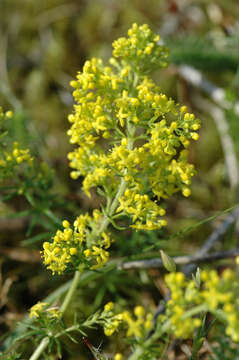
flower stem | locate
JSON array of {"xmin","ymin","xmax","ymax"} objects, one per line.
[
  {"xmin": 29, "ymin": 133, "xmax": 134, "ymax": 360},
  {"xmin": 98, "ymin": 135, "xmax": 134, "ymax": 234},
  {"xmin": 60, "ymin": 269, "xmax": 82, "ymax": 314},
  {"xmin": 98, "ymin": 178, "xmax": 128, "ymax": 232},
  {"xmin": 29, "ymin": 271, "xmax": 81, "ymax": 360},
  {"xmin": 29, "ymin": 337, "xmax": 50, "ymax": 360},
  {"xmin": 128, "ymin": 320, "xmax": 171, "ymax": 360},
  {"xmin": 182, "ymin": 304, "xmax": 207, "ymax": 320}
]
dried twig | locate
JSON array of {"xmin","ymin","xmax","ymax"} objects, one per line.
[
  {"xmin": 121, "ymin": 248, "xmax": 239, "ymax": 270},
  {"xmin": 121, "ymin": 206, "xmax": 239, "ymax": 271}
]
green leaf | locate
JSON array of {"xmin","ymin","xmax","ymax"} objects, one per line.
[
  {"xmin": 160, "ymin": 250, "xmax": 176, "ymax": 272},
  {"xmin": 6, "ymin": 210, "xmax": 31, "ymax": 218},
  {"xmin": 21, "ymin": 232, "xmax": 53, "ymax": 246}
]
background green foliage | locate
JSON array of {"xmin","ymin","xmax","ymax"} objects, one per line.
[{"xmin": 1, "ymin": 0, "xmax": 239, "ymax": 358}]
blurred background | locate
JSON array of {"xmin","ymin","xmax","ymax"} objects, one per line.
[{"xmin": 1, "ymin": 0, "xmax": 239, "ymax": 358}]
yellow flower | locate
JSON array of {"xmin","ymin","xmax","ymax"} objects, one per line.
[
  {"xmin": 104, "ymin": 302, "xmax": 114, "ymax": 312},
  {"xmin": 114, "ymin": 354, "xmax": 123, "ymax": 360},
  {"xmin": 30, "ymin": 302, "xmax": 48, "ymax": 318}
]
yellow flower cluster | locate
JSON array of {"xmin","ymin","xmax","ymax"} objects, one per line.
[
  {"xmin": 102, "ymin": 302, "xmax": 124, "ymax": 336},
  {"xmin": 67, "ymin": 23, "xmax": 200, "ymax": 231},
  {"xmin": 30, "ymin": 302, "xmax": 60, "ymax": 319},
  {"xmin": 0, "ymin": 107, "xmax": 34, "ymax": 185},
  {"xmin": 122, "ymin": 305, "xmax": 153, "ymax": 338},
  {"xmin": 43, "ymin": 24, "xmax": 200, "ymax": 275},
  {"xmin": 112, "ymin": 23, "xmax": 169, "ymax": 73},
  {"xmin": 0, "ymin": 107, "xmax": 33, "ymax": 167},
  {"xmin": 165, "ymin": 272, "xmax": 202, "ymax": 338},
  {"xmin": 117, "ymin": 190, "xmax": 167, "ymax": 230},
  {"xmin": 0, "ymin": 141, "xmax": 33, "ymax": 168},
  {"xmin": 42, "ymin": 213, "xmax": 112, "ymax": 274},
  {"xmin": 164, "ymin": 268, "xmax": 239, "ymax": 341},
  {"xmin": 201, "ymin": 268, "xmax": 239, "ymax": 342},
  {"xmin": 30, "ymin": 302, "xmax": 48, "ymax": 318},
  {"xmin": 0, "ymin": 109, "xmax": 32, "ymax": 166}
]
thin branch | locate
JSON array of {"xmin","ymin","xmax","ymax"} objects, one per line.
[
  {"xmin": 121, "ymin": 206, "xmax": 239, "ymax": 271},
  {"xmin": 121, "ymin": 248, "xmax": 239, "ymax": 270}
]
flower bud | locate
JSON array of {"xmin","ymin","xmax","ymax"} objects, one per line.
[{"xmin": 160, "ymin": 250, "xmax": 176, "ymax": 272}]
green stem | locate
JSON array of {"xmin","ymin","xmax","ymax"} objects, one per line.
[
  {"xmin": 98, "ymin": 178, "xmax": 128, "ymax": 233},
  {"xmin": 29, "ymin": 271, "xmax": 82, "ymax": 359},
  {"xmin": 29, "ymin": 126, "xmax": 135, "ymax": 360},
  {"xmin": 55, "ymin": 324, "xmax": 79, "ymax": 339},
  {"xmin": 128, "ymin": 346, "xmax": 144, "ymax": 360},
  {"xmin": 29, "ymin": 337, "xmax": 50, "ymax": 360},
  {"xmin": 128, "ymin": 320, "xmax": 171, "ymax": 360},
  {"xmin": 97, "ymin": 135, "xmax": 134, "ymax": 234},
  {"xmin": 60, "ymin": 270, "xmax": 81, "ymax": 314},
  {"xmin": 182, "ymin": 304, "xmax": 207, "ymax": 320}
]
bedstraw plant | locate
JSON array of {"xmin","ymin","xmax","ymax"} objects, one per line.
[{"xmin": 2, "ymin": 23, "xmax": 239, "ymax": 360}]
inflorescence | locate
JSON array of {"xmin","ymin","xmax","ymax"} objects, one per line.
[
  {"xmin": 42, "ymin": 23, "xmax": 200, "ymax": 275},
  {"xmin": 163, "ymin": 266, "xmax": 239, "ymax": 342},
  {"xmin": 0, "ymin": 108, "xmax": 33, "ymax": 176}
]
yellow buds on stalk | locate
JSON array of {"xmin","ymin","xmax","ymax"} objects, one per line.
[
  {"xmin": 30, "ymin": 302, "xmax": 61, "ymax": 319},
  {"xmin": 102, "ymin": 302, "xmax": 124, "ymax": 336},
  {"xmin": 30, "ymin": 302, "xmax": 48, "ymax": 318},
  {"xmin": 122, "ymin": 306, "xmax": 153, "ymax": 338},
  {"xmin": 104, "ymin": 302, "xmax": 114, "ymax": 312},
  {"xmin": 112, "ymin": 23, "xmax": 168, "ymax": 72}
]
